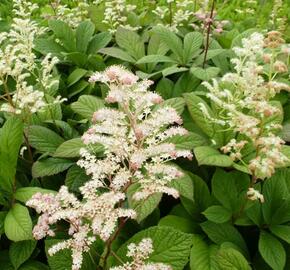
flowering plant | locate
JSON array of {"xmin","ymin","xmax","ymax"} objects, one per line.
[{"xmin": 26, "ymin": 65, "xmax": 192, "ymax": 270}]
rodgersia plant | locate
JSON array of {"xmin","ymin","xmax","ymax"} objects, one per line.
[
  {"xmin": 0, "ymin": 0, "xmax": 64, "ymax": 117},
  {"xmin": 27, "ymin": 65, "xmax": 192, "ymax": 270},
  {"xmin": 201, "ymin": 32, "xmax": 290, "ymax": 202}
]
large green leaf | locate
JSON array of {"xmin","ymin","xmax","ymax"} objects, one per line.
[
  {"xmin": 259, "ymin": 231, "xmax": 286, "ymax": 270},
  {"xmin": 54, "ymin": 138, "xmax": 84, "ymax": 158},
  {"xmin": 211, "ymin": 169, "xmax": 249, "ymax": 213},
  {"xmin": 194, "ymin": 146, "xmax": 233, "ymax": 167},
  {"xmin": 27, "ymin": 126, "xmax": 64, "ymax": 153},
  {"xmin": 0, "ymin": 117, "xmax": 23, "ymax": 194},
  {"xmin": 201, "ymin": 221, "xmax": 248, "ymax": 257},
  {"xmin": 32, "ymin": 158, "xmax": 74, "ymax": 178},
  {"xmin": 154, "ymin": 97, "xmax": 185, "ymax": 115},
  {"xmin": 115, "ymin": 226, "xmax": 192, "ymax": 270},
  {"xmin": 71, "ymin": 95, "xmax": 105, "ymax": 119},
  {"xmin": 261, "ymin": 169, "xmax": 290, "ymax": 225},
  {"xmin": 215, "ymin": 247, "xmax": 251, "ymax": 270},
  {"xmin": 67, "ymin": 68, "xmax": 87, "ymax": 87},
  {"xmin": 65, "ymin": 165, "xmax": 90, "ymax": 193},
  {"xmin": 203, "ymin": 205, "xmax": 232, "ymax": 224},
  {"xmin": 191, "ymin": 67, "xmax": 220, "ymax": 81},
  {"xmin": 4, "ymin": 204, "xmax": 32, "ymax": 242},
  {"xmin": 9, "ymin": 240, "xmax": 36, "ymax": 269},
  {"xmin": 190, "ymin": 235, "xmax": 219, "ymax": 270},
  {"xmin": 154, "ymin": 26, "xmax": 183, "ymax": 62},
  {"xmin": 270, "ymin": 225, "xmax": 290, "ymax": 244},
  {"xmin": 49, "ymin": 20, "xmax": 76, "ymax": 52},
  {"xmin": 184, "ymin": 93, "xmax": 222, "ymax": 143},
  {"xmin": 115, "ymin": 27, "xmax": 145, "ymax": 60},
  {"xmin": 87, "ymin": 32, "xmax": 112, "ymax": 54},
  {"xmin": 76, "ymin": 20, "xmax": 95, "ymax": 53},
  {"xmin": 15, "ymin": 187, "xmax": 56, "ymax": 203},
  {"xmin": 136, "ymin": 55, "xmax": 177, "ymax": 64},
  {"xmin": 127, "ymin": 183, "xmax": 162, "ymax": 223},
  {"xmin": 45, "ymin": 239, "xmax": 100, "ymax": 270},
  {"xmin": 99, "ymin": 47, "xmax": 135, "ymax": 62},
  {"xmin": 164, "ymin": 132, "xmax": 208, "ymax": 149},
  {"xmin": 158, "ymin": 215, "xmax": 199, "ymax": 234},
  {"xmin": 183, "ymin": 32, "xmax": 203, "ymax": 64}
]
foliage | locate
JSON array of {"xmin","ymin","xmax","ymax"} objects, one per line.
[{"xmin": 0, "ymin": 0, "xmax": 289, "ymax": 270}]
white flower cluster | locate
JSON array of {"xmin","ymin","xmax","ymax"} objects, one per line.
[
  {"xmin": 98, "ymin": 0, "xmax": 139, "ymax": 33},
  {"xmin": 202, "ymin": 32, "xmax": 290, "ymax": 182},
  {"xmin": 87, "ymin": 65, "xmax": 192, "ymax": 200},
  {"xmin": 27, "ymin": 186, "xmax": 135, "ymax": 270},
  {"xmin": 153, "ymin": 0, "xmax": 194, "ymax": 32},
  {"xmin": 110, "ymin": 238, "xmax": 172, "ymax": 270},
  {"xmin": 0, "ymin": 0, "xmax": 63, "ymax": 116},
  {"xmin": 43, "ymin": 0, "xmax": 89, "ymax": 28},
  {"xmin": 27, "ymin": 66, "xmax": 191, "ymax": 270}
]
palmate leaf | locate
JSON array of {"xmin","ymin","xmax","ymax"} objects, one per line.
[{"xmin": 76, "ymin": 20, "xmax": 95, "ymax": 53}]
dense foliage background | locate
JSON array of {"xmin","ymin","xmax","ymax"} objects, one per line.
[{"xmin": 0, "ymin": 1, "xmax": 289, "ymax": 270}]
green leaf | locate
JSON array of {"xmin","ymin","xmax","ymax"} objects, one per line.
[
  {"xmin": 170, "ymin": 171, "xmax": 194, "ymax": 201},
  {"xmin": 54, "ymin": 138, "xmax": 84, "ymax": 158},
  {"xmin": 115, "ymin": 226, "xmax": 192, "ymax": 270},
  {"xmin": 162, "ymin": 65, "xmax": 188, "ymax": 77},
  {"xmin": 261, "ymin": 169, "xmax": 290, "ymax": 225},
  {"xmin": 67, "ymin": 68, "xmax": 87, "ymax": 87},
  {"xmin": 71, "ymin": 95, "xmax": 105, "ymax": 119},
  {"xmin": 87, "ymin": 32, "xmax": 112, "ymax": 54},
  {"xmin": 0, "ymin": 117, "xmax": 23, "ymax": 194},
  {"xmin": 9, "ymin": 240, "xmax": 36, "ymax": 269},
  {"xmin": 164, "ymin": 132, "xmax": 209, "ymax": 149},
  {"xmin": 270, "ymin": 225, "xmax": 290, "ymax": 244},
  {"xmin": 156, "ymin": 78, "xmax": 174, "ymax": 99},
  {"xmin": 184, "ymin": 93, "xmax": 221, "ymax": 141},
  {"xmin": 259, "ymin": 231, "xmax": 286, "ymax": 270},
  {"xmin": 49, "ymin": 20, "xmax": 76, "ymax": 52},
  {"xmin": 27, "ymin": 126, "xmax": 64, "ymax": 153},
  {"xmin": 212, "ymin": 169, "xmax": 250, "ymax": 213},
  {"xmin": 76, "ymin": 20, "xmax": 95, "ymax": 53},
  {"xmin": 127, "ymin": 183, "xmax": 162, "ymax": 223},
  {"xmin": 18, "ymin": 260, "xmax": 49, "ymax": 270},
  {"xmin": 190, "ymin": 235, "xmax": 219, "ymax": 270},
  {"xmin": 154, "ymin": 97, "xmax": 185, "ymax": 115},
  {"xmin": 115, "ymin": 27, "xmax": 145, "ymax": 59},
  {"xmin": 181, "ymin": 173, "xmax": 212, "ymax": 219},
  {"xmin": 203, "ymin": 205, "xmax": 232, "ymax": 223},
  {"xmin": 65, "ymin": 52, "xmax": 88, "ymax": 66},
  {"xmin": 136, "ymin": 55, "xmax": 177, "ymax": 64},
  {"xmin": 15, "ymin": 187, "xmax": 56, "ymax": 203},
  {"xmin": 99, "ymin": 47, "xmax": 135, "ymax": 63},
  {"xmin": 191, "ymin": 67, "xmax": 220, "ymax": 81},
  {"xmin": 4, "ymin": 204, "xmax": 32, "ymax": 242},
  {"xmin": 65, "ymin": 165, "xmax": 90, "ymax": 193},
  {"xmin": 45, "ymin": 239, "xmax": 100, "ymax": 270},
  {"xmin": 32, "ymin": 158, "xmax": 74, "ymax": 178},
  {"xmin": 34, "ymin": 38, "xmax": 64, "ymax": 58},
  {"xmin": 154, "ymin": 26, "xmax": 183, "ymax": 62},
  {"xmin": 183, "ymin": 32, "xmax": 203, "ymax": 64},
  {"xmin": 215, "ymin": 248, "xmax": 251, "ymax": 270},
  {"xmin": 194, "ymin": 146, "xmax": 233, "ymax": 167},
  {"xmin": 158, "ymin": 215, "xmax": 199, "ymax": 234},
  {"xmin": 201, "ymin": 221, "xmax": 248, "ymax": 257}
]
